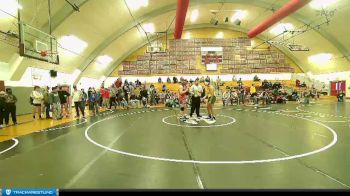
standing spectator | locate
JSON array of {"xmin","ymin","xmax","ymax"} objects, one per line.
[
  {"xmin": 58, "ymin": 86, "xmax": 70, "ymax": 118},
  {"xmin": 250, "ymin": 84, "xmax": 257, "ymax": 105},
  {"xmin": 337, "ymin": 91, "xmax": 345, "ymax": 102},
  {"xmin": 128, "ymin": 82, "xmax": 135, "ymax": 98},
  {"xmin": 0, "ymin": 91, "xmax": 6, "ymax": 128},
  {"xmin": 109, "ymin": 85, "xmax": 117, "ymax": 110},
  {"xmin": 148, "ymin": 85, "xmax": 157, "ymax": 106},
  {"xmin": 123, "ymin": 84, "xmax": 130, "ymax": 104},
  {"xmin": 5, "ymin": 88, "xmax": 17, "ymax": 126},
  {"xmin": 101, "ymin": 87, "xmax": 110, "ymax": 109},
  {"xmin": 140, "ymin": 85, "xmax": 148, "ymax": 108},
  {"xmin": 72, "ymin": 85, "xmax": 85, "ymax": 118},
  {"xmin": 81, "ymin": 88, "xmax": 88, "ymax": 112},
  {"xmin": 30, "ymin": 86, "xmax": 43, "ymax": 119},
  {"xmin": 115, "ymin": 77, "xmax": 122, "ymax": 88},
  {"xmin": 42, "ymin": 86, "xmax": 51, "ymax": 119},
  {"xmin": 49, "ymin": 86, "xmax": 62, "ymax": 120},
  {"xmin": 88, "ymin": 88, "xmax": 99, "ymax": 116},
  {"xmin": 238, "ymin": 86, "xmax": 245, "ymax": 105}
]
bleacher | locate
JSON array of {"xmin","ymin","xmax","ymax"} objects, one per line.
[{"xmin": 152, "ymin": 80, "xmax": 299, "ymax": 94}]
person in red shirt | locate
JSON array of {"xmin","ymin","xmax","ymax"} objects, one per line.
[
  {"xmin": 115, "ymin": 78, "xmax": 122, "ymax": 88},
  {"xmin": 101, "ymin": 88, "xmax": 110, "ymax": 109}
]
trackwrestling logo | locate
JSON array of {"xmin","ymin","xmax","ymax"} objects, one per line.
[{"xmin": 1, "ymin": 189, "xmax": 57, "ymax": 196}]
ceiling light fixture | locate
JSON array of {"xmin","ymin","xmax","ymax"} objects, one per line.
[{"xmin": 190, "ymin": 9, "xmax": 199, "ymax": 23}]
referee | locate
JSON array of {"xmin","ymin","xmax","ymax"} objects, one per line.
[{"xmin": 189, "ymin": 78, "xmax": 203, "ymax": 118}]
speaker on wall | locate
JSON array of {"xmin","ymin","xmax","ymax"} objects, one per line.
[{"xmin": 50, "ymin": 70, "xmax": 57, "ymax": 78}]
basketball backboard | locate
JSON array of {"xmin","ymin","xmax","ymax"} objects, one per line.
[{"xmin": 19, "ymin": 22, "xmax": 59, "ymax": 64}]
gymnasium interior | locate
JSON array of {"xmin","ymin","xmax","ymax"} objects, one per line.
[{"xmin": 0, "ymin": 0, "xmax": 350, "ymax": 190}]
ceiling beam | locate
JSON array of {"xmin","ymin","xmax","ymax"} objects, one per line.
[
  {"xmin": 104, "ymin": 23, "xmax": 306, "ymax": 77},
  {"xmin": 74, "ymin": 0, "xmax": 347, "ymax": 80},
  {"xmin": 41, "ymin": 0, "xmax": 90, "ymax": 33}
]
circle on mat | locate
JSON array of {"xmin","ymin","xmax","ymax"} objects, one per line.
[
  {"xmin": 85, "ymin": 110, "xmax": 338, "ymax": 164},
  {"xmin": 162, "ymin": 114, "xmax": 236, "ymax": 128},
  {"xmin": 0, "ymin": 139, "xmax": 19, "ymax": 155}
]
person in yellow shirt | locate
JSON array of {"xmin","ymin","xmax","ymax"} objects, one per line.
[{"xmin": 250, "ymin": 84, "xmax": 257, "ymax": 105}]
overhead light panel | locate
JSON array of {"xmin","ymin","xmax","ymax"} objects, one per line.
[
  {"xmin": 184, "ymin": 32, "xmax": 191, "ymax": 39},
  {"xmin": 310, "ymin": 0, "xmax": 337, "ymax": 10},
  {"xmin": 59, "ymin": 35, "xmax": 88, "ymax": 54},
  {"xmin": 216, "ymin": 32, "xmax": 224, "ymax": 39},
  {"xmin": 0, "ymin": 0, "xmax": 22, "ymax": 18},
  {"xmin": 270, "ymin": 23, "xmax": 294, "ymax": 35},
  {"xmin": 96, "ymin": 55, "xmax": 113, "ymax": 68},
  {"xmin": 231, "ymin": 10, "xmax": 246, "ymax": 21},
  {"xmin": 142, "ymin": 23, "xmax": 155, "ymax": 33},
  {"xmin": 190, "ymin": 9, "xmax": 199, "ymax": 23},
  {"xmin": 308, "ymin": 53, "xmax": 333, "ymax": 65},
  {"xmin": 126, "ymin": 0, "xmax": 148, "ymax": 11}
]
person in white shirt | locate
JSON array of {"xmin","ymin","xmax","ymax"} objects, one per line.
[
  {"xmin": 72, "ymin": 85, "xmax": 85, "ymax": 118},
  {"xmin": 30, "ymin": 86, "xmax": 44, "ymax": 119},
  {"xmin": 189, "ymin": 78, "xmax": 203, "ymax": 118}
]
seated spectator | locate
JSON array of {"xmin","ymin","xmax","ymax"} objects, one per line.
[
  {"xmin": 158, "ymin": 77, "xmax": 162, "ymax": 83},
  {"xmin": 162, "ymin": 84, "xmax": 167, "ymax": 93},
  {"xmin": 253, "ymin": 75, "xmax": 260, "ymax": 82},
  {"xmin": 273, "ymin": 82, "xmax": 282, "ymax": 90},
  {"xmin": 258, "ymin": 90, "xmax": 269, "ymax": 105},
  {"xmin": 189, "ymin": 79, "xmax": 194, "ymax": 85},
  {"xmin": 292, "ymin": 90, "xmax": 300, "ymax": 102},
  {"xmin": 180, "ymin": 77, "xmax": 184, "ymax": 83},
  {"xmin": 301, "ymin": 82, "xmax": 307, "ymax": 88},
  {"xmin": 262, "ymin": 80, "xmax": 269, "ymax": 90},
  {"xmin": 130, "ymin": 93, "xmax": 140, "ymax": 108},
  {"xmin": 159, "ymin": 92, "xmax": 166, "ymax": 104},
  {"xmin": 222, "ymin": 88, "xmax": 230, "ymax": 106},
  {"xmin": 232, "ymin": 75, "xmax": 237, "ymax": 82},
  {"xmin": 230, "ymin": 89, "xmax": 238, "ymax": 105},
  {"xmin": 206, "ymin": 76, "xmax": 211, "ymax": 83},
  {"xmin": 173, "ymin": 76, "xmax": 178, "ymax": 84},
  {"xmin": 237, "ymin": 78, "xmax": 243, "ymax": 85},
  {"xmin": 167, "ymin": 77, "xmax": 171, "ymax": 83},
  {"xmin": 121, "ymin": 95, "xmax": 129, "ymax": 109}
]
